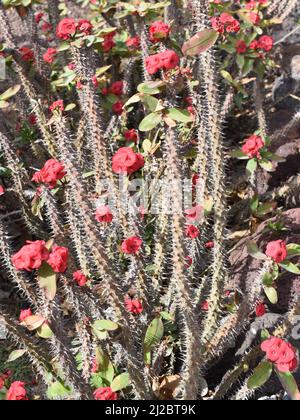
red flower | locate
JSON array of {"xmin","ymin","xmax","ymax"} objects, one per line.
[
  {"xmin": 112, "ymin": 100, "xmax": 124, "ymax": 115},
  {"xmin": 125, "ymin": 297, "xmax": 143, "ymax": 314},
  {"xmin": 95, "ymin": 205, "xmax": 113, "ymax": 223},
  {"xmin": 249, "ymin": 40, "xmax": 259, "ymax": 50},
  {"xmin": 19, "ymin": 309, "xmax": 33, "ymax": 322},
  {"xmin": 236, "ymin": 40, "xmax": 247, "ymax": 54},
  {"xmin": 42, "ymin": 22, "xmax": 52, "ymax": 33},
  {"xmin": 201, "ymin": 301, "xmax": 209, "ymax": 311},
  {"xmin": 91, "ymin": 75, "xmax": 99, "ymax": 87},
  {"xmin": 35, "ymin": 12, "xmax": 44, "ymax": 24},
  {"xmin": 112, "ymin": 147, "xmax": 144, "ymax": 175},
  {"xmin": 255, "ymin": 302, "xmax": 266, "ymax": 317},
  {"xmin": 32, "ymin": 159, "xmax": 66, "ymax": 188},
  {"xmin": 0, "ymin": 377, "xmax": 4, "ymax": 390},
  {"xmin": 126, "ymin": 36, "xmax": 140, "ymax": 49},
  {"xmin": 185, "ymin": 225, "xmax": 200, "ymax": 239},
  {"xmin": 265, "ymin": 240, "xmax": 287, "ymax": 264},
  {"xmin": 56, "ymin": 18, "xmax": 77, "ymax": 40},
  {"xmin": 145, "ymin": 54, "xmax": 162, "ymax": 75},
  {"xmin": 261, "ymin": 337, "xmax": 298, "ymax": 373},
  {"xmin": 249, "ymin": 12, "xmax": 260, "ymax": 25},
  {"xmin": 102, "ymin": 33, "xmax": 116, "ymax": 52},
  {"xmin": 205, "ymin": 241, "xmax": 214, "ymax": 249},
  {"xmin": 43, "ymin": 48, "xmax": 57, "ymax": 64},
  {"xmin": 19, "ymin": 47, "xmax": 34, "ymax": 62},
  {"xmin": 185, "ymin": 256, "xmax": 193, "ymax": 267},
  {"xmin": 149, "ymin": 21, "xmax": 170, "ymax": 43},
  {"xmin": 28, "ymin": 115, "xmax": 37, "ymax": 126},
  {"xmin": 6, "ymin": 381, "xmax": 27, "ymax": 401},
  {"xmin": 110, "ymin": 81, "xmax": 123, "ymax": 96},
  {"xmin": 242, "ymin": 135, "xmax": 264, "ymax": 159},
  {"xmin": 77, "ymin": 19, "xmax": 93, "ymax": 35},
  {"xmin": 0, "ymin": 185, "xmax": 5, "ymax": 196},
  {"xmin": 159, "ymin": 50, "xmax": 180, "ymax": 71},
  {"xmin": 49, "ymin": 100, "xmax": 64, "ymax": 113},
  {"xmin": 212, "ymin": 13, "xmax": 240, "ymax": 33},
  {"xmin": 124, "ymin": 129, "xmax": 138, "ymax": 142},
  {"xmin": 73, "ymin": 271, "xmax": 88, "ymax": 287},
  {"xmin": 12, "ymin": 240, "xmax": 49, "ymax": 271},
  {"xmin": 47, "ymin": 246, "xmax": 69, "ymax": 273},
  {"xmin": 94, "ymin": 387, "xmax": 117, "ymax": 400},
  {"xmin": 258, "ymin": 35, "xmax": 273, "ymax": 52},
  {"xmin": 185, "ymin": 205, "xmax": 203, "ymax": 224},
  {"xmin": 121, "ymin": 236, "xmax": 142, "ymax": 255}
]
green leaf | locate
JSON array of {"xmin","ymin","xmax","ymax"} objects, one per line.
[
  {"xmin": 37, "ymin": 262, "xmax": 57, "ymax": 301},
  {"xmin": 276, "ymin": 371, "xmax": 300, "ymax": 401},
  {"xmin": 231, "ymin": 149, "xmax": 249, "ymax": 159},
  {"xmin": 166, "ymin": 108, "xmax": 193, "ymax": 123},
  {"xmin": 95, "ymin": 348, "xmax": 115, "ymax": 384},
  {"xmin": 93, "ymin": 320, "xmax": 119, "ymax": 331},
  {"xmin": 137, "ymin": 81, "xmax": 164, "ymax": 95},
  {"xmin": 0, "ymin": 84, "xmax": 21, "ymax": 101},
  {"xmin": 259, "ymin": 159, "xmax": 274, "ymax": 172},
  {"xmin": 37, "ymin": 323, "xmax": 53, "ymax": 339},
  {"xmin": 279, "ymin": 261, "xmax": 300, "ymax": 275},
  {"xmin": 144, "ymin": 316, "xmax": 164, "ymax": 363},
  {"xmin": 182, "ymin": 29, "xmax": 218, "ymax": 56},
  {"xmin": 263, "ymin": 286, "xmax": 278, "ymax": 304},
  {"xmin": 47, "ymin": 382, "xmax": 71, "ymax": 400},
  {"xmin": 0, "ymin": 100, "xmax": 9, "ymax": 109},
  {"xmin": 139, "ymin": 113, "xmax": 162, "ymax": 132},
  {"xmin": 110, "ymin": 373, "xmax": 131, "ymax": 392},
  {"xmin": 246, "ymin": 158, "xmax": 258, "ymax": 175},
  {"xmin": 7, "ymin": 349, "xmax": 26, "ymax": 363},
  {"xmin": 221, "ymin": 70, "xmax": 234, "ymax": 84},
  {"xmin": 124, "ymin": 93, "xmax": 142, "ymax": 107},
  {"xmin": 64, "ymin": 103, "xmax": 76, "ymax": 112},
  {"xmin": 247, "ymin": 361, "xmax": 273, "ymax": 390},
  {"xmin": 247, "ymin": 241, "xmax": 267, "ymax": 260},
  {"xmin": 286, "ymin": 244, "xmax": 300, "ymax": 258},
  {"xmin": 142, "ymin": 139, "xmax": 152, "ymax": 153},
  {"xmin": 142, "ymin": 95, "xmax": 159, "ymax": 112}
]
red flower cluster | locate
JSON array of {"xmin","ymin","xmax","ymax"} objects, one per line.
[
  {"xmin": 6, "ymin": 381, "xmax": 27, "ymax": 401},
  {"xmin": 32, "ymin": 159, "xmax": 66, "ymax": 188},
  {"xmin": 12, "ymin": 240, "xmax": 49, "ymax": 271},
  {"xmin": 145, "ymin": 50, "xmax": 180, "ymax": 75},
  {"xmin": 12, "ymin": 241, "xmax": 68, "ymax": 273},
  {"xmin": 112, "ymin": 147, "xmax": 144, "ymax": 175},
  {"xmin": 109, "ymin": 81, "xmax": 123, "ymax": 96},
  {"xmin": 102, "ymin": 31, "xmax": 116, "ymax": 52},
  {"xmin": 185, "ymin": 225, "xmax": 200, "ymax": 239},
  {"xmin": 250, "ymin": 35, "xmax": 273, "ymax": 52},
  {"xmin": 211, "ymin": 13, "xmax": 240, "ymax": 34},
  {"xmin": 19, "ymin": 309, "xmax": 33, "ymax": 322},
  {"xmin": 255, "ymin": 302, "xmax": 266, "ymax": 317},
  {"xmin": 124, "ymin": 129, "xmax": 138, "ymax": 143},
  {"xmin": 0, "ymin": 185, "xmax": 5, "ymax": 196},
  {"xmin": 121, "ymin": 236, "xmax": 143, "ymax": 255},
  {"xmin": 56, "ymin": 18, "xmax": 93, "ymax": 40},
  {"xmin": 265, "ymin": 240, "xmax": 287, "ymax": 264},
  {"xmin": 47, "ymin": 246, "xmax": 69, "ymax": 273},
  {"xmin": 125, "ymin": 297, "xmax": 143, "ymax": 314},
  {"xmin": 19, "ymin": 47, "xmax": 34, "ymax": 62},
  {"xmin": 261, "ymin": 337, "xmax": 298, "ymax": 373},
  {"xmin": 149, "ymin": 21, "xmax": 170, "ymax": 43},
  {"xmin": 73, "ymin": 271, "xmax": 88, "ymax": 287},
  {"xmin": 95, "ymin": 205, "xmax": 113, "ymax": 223},
  {"xmin": 126, "ymin": 36, "xmax": 140, "ymax": 50},
  {"xmin": 242, "ymin": 135, "xmax": 264, "ymax": 159},
  {"xmin": 94, "ymin": 387, "xmax": 117, "ymax": 400},
  {"xmin": 49, "ymin": 99, "xmax": 64, "ymax": 113},
  {"xmin": 43, "ymin": 48, "xmax": 57, "ymax": 64}
]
